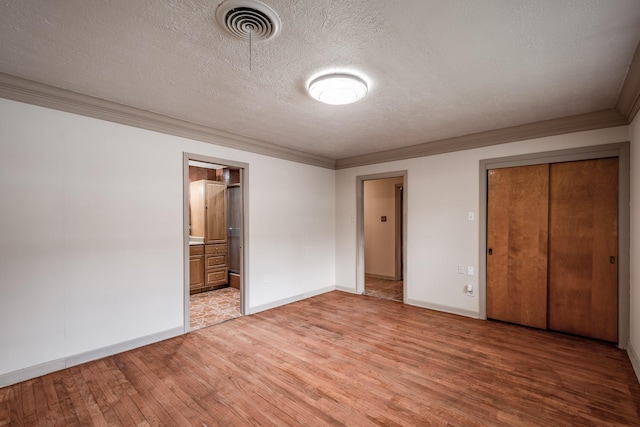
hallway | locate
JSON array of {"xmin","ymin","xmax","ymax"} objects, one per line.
[{"xmin": 364, "ymin": 276, "xmax": 403, "ymax": 302}]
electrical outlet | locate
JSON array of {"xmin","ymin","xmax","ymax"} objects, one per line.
[
  {"xmin": 467, "ymin": 266, "xmax": 474, "ymax": 276},
  {"xmin": 264, "ymin": 274, "xmax": 270, "ymax": 284},
  {"xmin": 466, "ymin": 284, "xmax": 474, "ymax": 296},
  {"xmin": 458, "ymin": 265, "xmax": 465, "ymax": 274},
  {"xmin": 468, "ymin": 212, "xmax": 475, "ymax": 221}
]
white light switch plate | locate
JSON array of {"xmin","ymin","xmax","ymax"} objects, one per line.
[{"xmin": 467, "ymin": 266, "xmax": 474, "ymax": 276}]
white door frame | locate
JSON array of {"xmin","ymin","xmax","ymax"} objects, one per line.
[
  {"xmin": 395, "ymin": 183, "xmax": 404, "ymax": 281},
  {"xmin": 183, "ymin": 152, "xmax": 250, "ymax": 332},
  {"xmin": 356, "ymin": 171, "xmax": 408, "ymax": 302}
]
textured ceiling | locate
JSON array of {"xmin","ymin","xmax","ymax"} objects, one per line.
[{"xmin": 1, "ymin": 0, "xmax": 640, "ymax": 160}]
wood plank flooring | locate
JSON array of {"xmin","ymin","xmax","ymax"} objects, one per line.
[{"xmin": 2, "ymin": 291, "xmax": 640, "ymax": 426}]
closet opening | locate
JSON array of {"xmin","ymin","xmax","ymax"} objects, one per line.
[{"xmin": 183, "ymin": 153, "xmax": 249, "ymax": 332}]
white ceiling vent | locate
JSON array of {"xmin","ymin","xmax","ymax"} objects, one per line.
[{"xmin": 215, "ymin": 0, "xmax": 281, "ymax": 41}]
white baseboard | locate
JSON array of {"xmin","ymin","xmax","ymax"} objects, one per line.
[
  {"xmin": 406, "ymin": 298, "xmax": 479, "ymax": 319},
  {"xmin": 627, "ymin": 342, "xmax": 640, "ymax": 384},
  {"xmin": 250, "ymin": 285, "xmax": 336, "ymax": 314},
  {"xmin": 65, "ymin": 327, "xmax": 184, "ymax": 368},
  {"xmin": 335, "ymin": 285, "xmax": 358, "ymax": 294},
  {"xmin": 0, "ymin": 359, "xmax": 66, "ymax": 388},
  {"xmin": 0, "ymin": 326, "xmax": 184, "ymax": 388}
]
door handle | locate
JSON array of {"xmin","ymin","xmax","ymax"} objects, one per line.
[
  {"xmin": 488, "ymin": 248, "xmax": 493, "ymax": 256},
  {"xmin": 610, "ymin": 256, "xmax": 616, "ymax": 264}
]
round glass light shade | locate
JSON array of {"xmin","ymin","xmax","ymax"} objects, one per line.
[{"xmin": 308, "ymin": 73, "xmax": 368, "ymax": 105}]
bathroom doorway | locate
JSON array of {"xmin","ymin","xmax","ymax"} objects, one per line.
[{"xmin": 183, "ymin": 153, "xmax": 249, "ymax": 331}]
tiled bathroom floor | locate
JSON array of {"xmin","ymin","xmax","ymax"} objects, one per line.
[
  {"xmin": 190, "ymin": 287, "xmax": 242, "ymax": 330},
  {"xmin": 364, "ymin": 276, "xmax": 403, "ymax": 302}
]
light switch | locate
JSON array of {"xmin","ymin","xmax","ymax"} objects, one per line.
[
  {"xmin": 468, "ymin": 212, "xmax": 475, "ymax": 221},
  {"xmin": 458, "ymin": 265, "xmax": 465, "ymax": 274},
  {"xmin": 467, "ymin": 266, "xmax": 474, "ymax": 276}
]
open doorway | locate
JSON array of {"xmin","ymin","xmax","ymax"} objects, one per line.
[
  {"xmin": 356, "ymin": 172, "xmax": 407, "ymax": 303},
  {"xmin": 183, "ymin": 154, "xmax": 249, "ymax": 331}
]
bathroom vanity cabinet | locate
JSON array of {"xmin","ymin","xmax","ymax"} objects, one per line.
[{"xmin": 190, "ymin": 180, "xmax": 228, "ymax": 294}]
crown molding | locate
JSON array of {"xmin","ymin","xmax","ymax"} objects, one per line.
[
  {"xmin": 0, "ymin": 73, "xmax": 336, "ymax": 169},
  {"xmin": 0, "ymin": 73, "xmax": 631, "ymax": 172},
  {"xmin": 335, "ymin": 109, "xmax": 627, "ymax": 169},
  {"xmin": 617, "ymin": 40, "xmax": 640, "ymax": 122}
]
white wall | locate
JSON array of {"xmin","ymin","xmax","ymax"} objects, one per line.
[
  {"xmin": 1, "ymin": 93, "xmax": 634, "ymax": 386},
  {"xmin": 336, "ymin": 126, "xmax": 630, "ymax": 317},
  {"xmin": 0, "ymin": 98, "xmax": 335, "ymax": 384},
  {"xmin": 364, "ymin": 177, "xmax": 403, "ymax": 278},
  {"xmin": 248, "ymin": 157, "xmax": 336, "ymax": 309},
  {"xmin": 629, "ymin": 115, "xmax": 640, "ymax": 373}
]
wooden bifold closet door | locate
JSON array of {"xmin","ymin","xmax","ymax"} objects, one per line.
[{"xmin": 487, "ymin": 158, "xmax": 618, "ymax": 342}]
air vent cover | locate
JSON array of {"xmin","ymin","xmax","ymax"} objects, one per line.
[{"xmin": 215, "ymin": 0, "xmax": 281, "ymax": 41}]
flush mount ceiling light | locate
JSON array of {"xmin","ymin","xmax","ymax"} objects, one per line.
[{"xmin": 308, "ymin": 73, "xmax": 368, "ymax": 105}]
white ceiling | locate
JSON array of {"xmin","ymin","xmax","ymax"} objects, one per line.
[{"xmin": 1, "ymin": 0, "xmax": 640, "ymax": 161}]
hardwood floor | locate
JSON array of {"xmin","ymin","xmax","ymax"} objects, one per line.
[{"xmin": 2, "ymin": 291, "xmax": 640, "ymax": 426}]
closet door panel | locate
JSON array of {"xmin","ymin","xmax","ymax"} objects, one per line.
[
  {"xmin": 487, "ymin": 164, "xmax": 549, "ymax": 329},
  {"xmin": 548, "ymin": 158, "xmax": 618, "ymax": 342}
]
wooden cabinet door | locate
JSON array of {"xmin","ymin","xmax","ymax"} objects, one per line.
[
  {"xmin": 189, "ymin": 255, "xmax": 204, "ymax": 293},
  {"xmin": 487, "ymin": 164, "xmax": 549, "ymax": 329},
  {"xmin": 189, "ymin": 181, "xmax": 205, "ymax": 237},
  {"xmin": 548, "ymin": 158, "xmax": 618, "ymax": 342},
  {"xmin": 205, "ymin": 181, "xmax": 227, "ymax": 244}
]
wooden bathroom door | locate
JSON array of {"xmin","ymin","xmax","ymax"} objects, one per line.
[
  {"xmin": 486, "ymin": 164, "xmax": 549, "ymax": 329},
  {"xmin": 548, "ymin": 158, "xmax": 618, "ymax": 342}
]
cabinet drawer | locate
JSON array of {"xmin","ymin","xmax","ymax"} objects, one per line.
[
  {"xmin": 205, "ymin": 243, "xmax": 228, "ymax": 255},
  {"xmin": 206, "ymin": 254, "xmax": 227, "ymax": 269},
  {"xmin": 190, "ymin": 245, "xmax": 204, "ymax": 256},
  {"xmin": 206, "ymin": 268, "xmax": 228, "ymax": 286}
]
